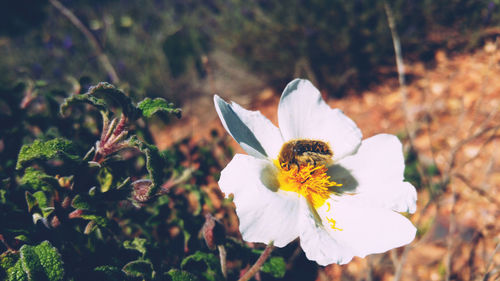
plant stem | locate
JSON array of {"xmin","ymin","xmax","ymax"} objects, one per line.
[
  {"xmin": 218, "ymin": 245, "xmax": 227, "ymax": 279},
  {"xmin": 238, "ymin": 242, "xmax": 274, "ymax": 281},
  {"xmin": 48, "ymin": 0, "xmax": 119, "ymax": 83}
]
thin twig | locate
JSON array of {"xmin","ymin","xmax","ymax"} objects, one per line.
[
  {"xmin": 49, "ymin": 0, "xmax": 119, "ymax": 83},
  {"xmin": 238, "ymin": 242, "xmax": 274, "ymax": 281},
  {"xmin": 393, "ymin": 245, "xmax": 412, "ymax": 281},
  {"xmin": 384, "ymin": 1, "xmax": 432, "ymax": 191},
  {"xmin": 483, "ymin": 243, "xmax": 500, "ymax": 281},
  {"xmin": 458, "ymin": 128, "xmax": 500, "ymax": 170},
  {"xmin": 444, "ymin": 183, "xmax": 458, "ymax": 281},
  {"xmin": 480, "ymin": 139, "xmax": 498, "ymax": 189},
  {"xmin": 446, "ymin": 124, "xmax": 500, "ymax": 178},
  {"xmin": 384, "ymin": 3, "xmax": 417, "ymax": 279},
  {"xmin": 384, "ymin": 2, "xmax": 410, "ymax": 136},
  {"xmin": 0, "ymin": 234, "xmax": 14, "ymax": 252},
  {"xmin": 454, "ymin": 173, "xmax": 500, "ymax": 205}
]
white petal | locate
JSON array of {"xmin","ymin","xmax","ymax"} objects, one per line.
[
  {"xmin": 229, "ymin": 102, "xmax": 283, "ymax": 158},
  {"xmin": 218, "ymin": 154, "xmax": 301, "ymax": 247},
  {"xmin": 331, "ymin": 134, "xmax": 417, "ymax": 213},
  {"xmin": 298, "ymin": 203, "xmax": 355, "ymax": 265},
  {"xmin": 315, "ymin": 198, "xmax": 416, "ymax": 260},
  {"xmin": 278, "ymin": 79, "xmax": 362, "ymax": 160},
  {"xmin": 214, "ymin": 95, "xmax": 283, "ymax": 159}
]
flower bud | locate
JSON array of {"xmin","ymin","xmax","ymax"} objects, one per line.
[
  {"xmin": 202, "ymin": 213, "xmax": 226, "ymax": 250},
  {"xmin": 69, "ymin": 209, "xmax": 84, "ymax": 219},
  {"xmin": 51, "ymin": 215, "xmax": 61, "ymax": 228},
  {"xmin": 132, "ymin": 179, "xmax": 154, "ymax": 203}
]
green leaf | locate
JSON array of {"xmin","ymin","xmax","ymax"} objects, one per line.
[
  {"xmin": 60, "ymin": 82, "xmax": 140, "ymax": 119},
  {"xmin": 10, "ymin": 241, "xmax": 64, "ymax": 281},
  {"xmin": 16, "ymin": 139, "xmax": 79, "ymax": 170},
  {"xmin": 32, "ymin": 241, "xmax": 64, "ymax": 281},
  {"xmin": 71, "ymin": 194, "xmax": 92, "ymax": 211},
  {"xmin": 261, "ymin": 256, "xmax": 286, "ymax": 278},
  {"xmin": 60, "ymin": 91, "xmax": 109, "ymax": 117},
  {"xmin": 20, "ymin": 168, "xmax": 58, "ymax": 192},
  {"xmin": 181, "ymin": 252, "xmax": 223, "ymax": 281},
  {"xmin": 122, "ymin": 260, "xmax": 154, "ymax": 279},
  {"xmin": 97, "ymin": 167, "xmax": 113, "ymax": 193},
  {"xmin": 32, "ymin": 191, "xmax": 53, "ymax": 218},
  {"xmin": 7, "ymin": 258, "xmax": 27, "ymax": 281},
  {"xmin": 14, "ymin": 235, "xmax": 29, "ymax": 243},
  {"xmin": 0, "ymin": 189, "xmax": 6, "ymax": 204},
  {"xmin": 123, "ymin": 238, "xmax": 147, "ymax": 257},
  {"xmin": 1, "ymin": 252, "xmax": 18, "ymax": 279},
  {"xmin": 137, "ymin": 97, "xmax": 181, "ymax": 119},
  {"xmin": 25, "ymin": 192, "xmax": 36, "ymax": 212},
  {"xmin": 80, "ymin": 214, "xmax": 110, "ymax": 228},
  {"xmin": 174, "ymin": 219, "xmax": 191, "ymax": 253},
  {"xmin": 93, "ymin": 266, "xmax": 124, "ymax": 281},
  {"xmin": 128, "ymin": 136, "xmax": 163, "ymax": 196},
  {"xmin": 165, "ymin": 269, "xmax": 197, "ymax": 281}
]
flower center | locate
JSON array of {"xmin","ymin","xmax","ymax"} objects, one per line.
[{"xmin": 274, "ymin": 160, "xmax": 341, "ymax": 208}]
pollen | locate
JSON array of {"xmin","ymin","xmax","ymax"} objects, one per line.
[
  {"xmin": 326, "ymin": 217, "xmax": 343, "ymax": 231},
  {"xmin": 275, "ymin": 160, "xmax": 342, "ymax": 208}
]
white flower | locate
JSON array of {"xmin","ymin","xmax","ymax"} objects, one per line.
[{"xmin": 214, "ymin": 79, "xmax": 417, "ymax": 265}]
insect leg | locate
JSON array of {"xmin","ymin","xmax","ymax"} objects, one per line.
[{"xmin": 294, "ymin": 161, "xmax": 300, "ymax": 171}]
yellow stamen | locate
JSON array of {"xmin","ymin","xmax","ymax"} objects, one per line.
[
  {"xmin": 326, "ymin": 217, "xmax": 343, "ymax": 231},
  {"xmin": 275, "ymin": 160, "xmax": 342, "ymax": 208}
]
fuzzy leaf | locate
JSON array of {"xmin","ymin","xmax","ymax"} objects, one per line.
[
  {"xmin": 7, "ymin": 258, "xmax": 27, "ymax": 281},
  {"xmin": 97, "ymin": 168, "xmax": 113, "ymax": 193},
  {"xmin": 87, "ymin": 83, "xmax": 140, "ymax": 119},
  {"xmin": 261, "ymin": 256, "xmax": 286, "ymax": 278},
  {"xmin": 16, "ymin": 139, "xmax": 79, "ymax": 170},
  {"xmin": 93, "ymin": 265, "xmax": 124, "ymax": 281},
  {"xmin": 181, "ymin": 252, "xmax": 223, "ymax": 281},
  {"xmin": 122, "ymin": 260, "xmax": 154, "ymax": 278},
  {"xmin": 1, "ymin": 252, "xmax": 18, "ymax": 279},
  {"xmin": 20, "ymin": 168, "xmax": 58, "ymax": 192},
  {"xmin": 128, "ymin": 136, "xmax": 163, "ymax": 196},
  {"xmin": 80, "ymin": 214, "xmax": 110, "ymax": 228},
  {"xmin": 11, "ymin": 241, "xmax": 64, "ymax": 281},
  {"xmin": 32, "ymin": 241, "xmax": 64, "ymax": 281},
  {"xmin": 32, "ymin": 191, "xmax": 53, "ymax": 218},
  {"xmin": 59, "ymin": 91, "xmax": 109, "ymax": 117},
  {"xmin": 25, "ymin": 192, "xmax": 36, "ymax": 212},
  {"xmin": 137, "ymin": 97, "xmax": 181, "ymax": 119},
  {"xmin": 14, "ymin": 235, "xmax": 29, "ymax": 243},
  {"xmin": 71, "ymin": 194, "xmax": 92, "ymax": 211},
  {"xmin": 123, "ymin": 238, "xmax": 147, "ymax": 257},
  {"xmin": 0, "ymin": 189, "xmax": 6, "ymax": 204},
  {"xmin": 60, "ymin": 82, "xmax": 140, "ymax": 119},
  {"xmin": 165, "ymin": 269, "xmax": 197, "ymax": 281}
]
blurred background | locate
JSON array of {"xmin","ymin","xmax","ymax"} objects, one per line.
[{"xmin": 0, "ymin": 0, "xmax": 499, "ymax": 280}]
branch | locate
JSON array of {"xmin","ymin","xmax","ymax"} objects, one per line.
[
  {"xmin": 238, "ymin": 242, "xmax": 274, "ymax": 281},
  {"xmin": 483, "ymin": 243, "xmax": 500, "ymax": 281},
  {"xmin": 384, "ymin": 2, "xmax": 410, "ymax": 136},
  {"xmin": 444, "ymin": 183, "xmax": 458, "ymax": 281},
  {"xmin": 446, "ymin": 124, "xmax": 500, "ymax": 178},
  {"xmin": 454, "ymin": 173, "xmax": 500, "ymax": 205},
  {"xmin": 384, "ymin": 4, "xmax": 419, "ymax": 279},
  {"xmin": 49, "ymin": 0, "xmax": 120, "ymax": 83}
]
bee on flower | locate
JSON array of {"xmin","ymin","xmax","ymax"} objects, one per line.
[{"xmin": 214, "ymin": 79, "xmax": 417, "ymax": 265}]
